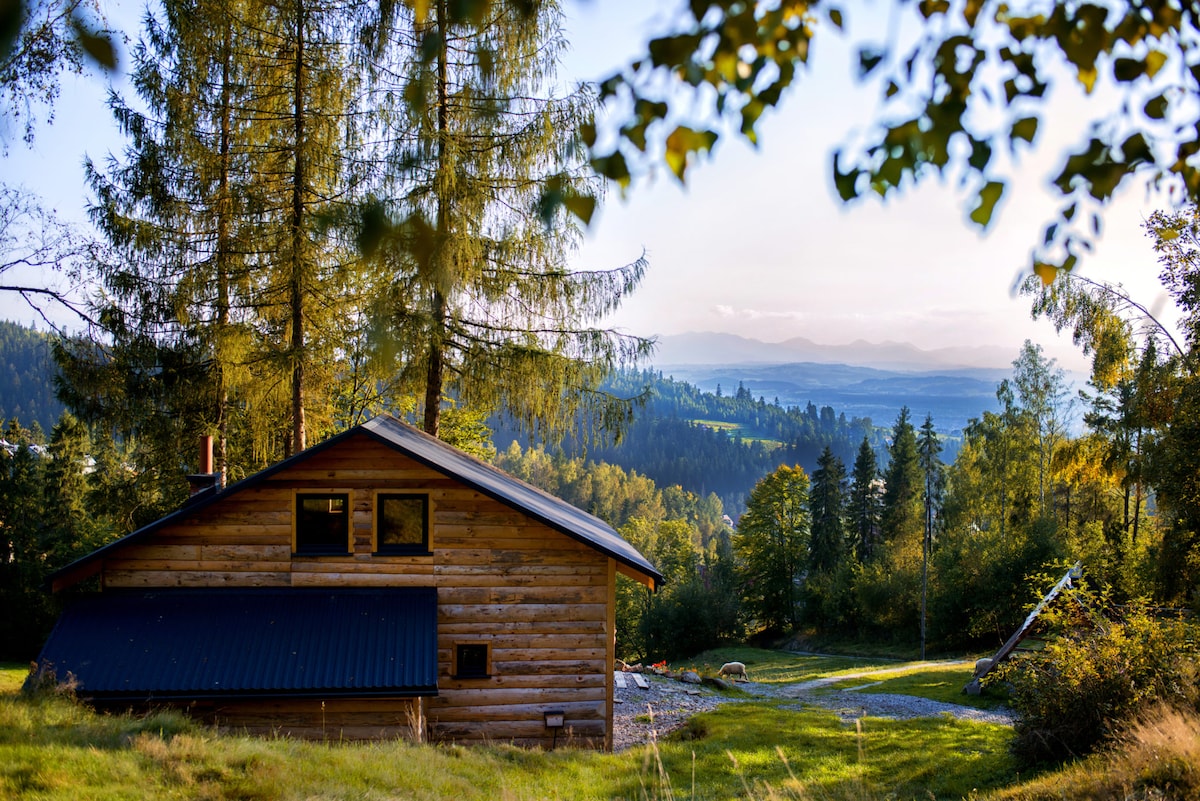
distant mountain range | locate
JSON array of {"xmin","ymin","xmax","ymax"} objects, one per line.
[
  {"xmin": 646, "ymin": 332, "xmax": 1082, "ymax": 434},
  {"xmin": 651, "ymin": 332, "xmax": 1018, "ymax": 371}
]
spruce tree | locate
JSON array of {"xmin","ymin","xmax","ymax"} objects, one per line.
[
  {"xmin": 849, "ymin": 435, "xmax": 881, "ymax": 562},
  {"xmin": 808, "ymin": 445, "xmax": 847, "ymax": 574},
  {"xmin": 916, "ymin": 413, "xmax": 942, "ymax": 659},
  {"xmin": 881, "ymin": 406, "xmax": 922, "ymax": 557}
]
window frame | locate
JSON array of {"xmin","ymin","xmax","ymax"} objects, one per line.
[
  {"xmin": 292, "ymin": 490, "xmax": 353, "ymax": 556},
  {"xmin": 453, "ymin": 642, "xmax": 491, "ymax": 680},
  {"xmin": 373, "ymin": 491, "xmax": 433, "ymax": 556}
]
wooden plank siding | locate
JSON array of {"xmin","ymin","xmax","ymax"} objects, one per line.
[{"xmin": 98, "ymin": 432, "xmax": 614, "ymax": 748}]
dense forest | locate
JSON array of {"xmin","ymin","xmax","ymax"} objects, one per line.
[
  {"xmin": 0, "ymin": 321, "xmax": 63, "ymax": 432},
  {"xmin": 493, "ymin": 369, "xmax": 889, "ymax": 516}
]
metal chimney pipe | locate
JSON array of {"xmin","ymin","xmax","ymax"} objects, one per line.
[{"xmin": 199, "ymin": 435, "xmax": 213, "ymax": 475}]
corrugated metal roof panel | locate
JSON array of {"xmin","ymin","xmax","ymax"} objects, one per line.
[
  {"xmin": 37, "ymin": 588, "xmax": 438, "ymax": 700},
  {"xmin": 361, "ymin": 416, "xmax": 663, "ymax": 585}
]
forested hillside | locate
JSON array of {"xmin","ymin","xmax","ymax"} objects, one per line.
[
  {"xmin": 495, "ymin": 369, "xmax": 889, "ymax": 516},
  {"xmin": 0, "ymin": 322, "xmax": 63, "ymax": 432}
]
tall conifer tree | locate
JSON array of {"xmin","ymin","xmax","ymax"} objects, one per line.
[
  {"xmin": 367, "ymin": 0, "xmax": 651, "ymax": 439},
  {"xmin": 849, "ymin": 435, "xmax": 881, "ymax": 562},
  {"xmin": 808, "ymin": 445, "xmax": 847, "ymax": 574},
  {"xmin": 62, "ymin": 0, "xmax": 367, "ymax": 469},
  {"xmin": 881, "ymin": 406, "xmax": 923, "ymax": 556}
]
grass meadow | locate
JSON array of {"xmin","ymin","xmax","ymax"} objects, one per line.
[{"xmin": 4, "ymin": 651, "xmax": 1196, "ymax": 800}]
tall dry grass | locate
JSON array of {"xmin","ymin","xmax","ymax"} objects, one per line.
[{"xmin": 987, "ymin": 704, "xmax": 1200, "ymax": 801}]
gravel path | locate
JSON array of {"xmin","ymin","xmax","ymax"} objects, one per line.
[{"xmin": 612, "ymin": 661, "xmax": 1014, "ymax": 751}]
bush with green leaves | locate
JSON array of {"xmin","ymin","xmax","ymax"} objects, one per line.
[{"xmin": 993, "ymin": 592, "xmax": 1199, "ymax": 766}]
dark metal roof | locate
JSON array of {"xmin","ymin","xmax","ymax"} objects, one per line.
[
  {"xmin": 49, "ymin": 415, "xmax": 662, "ymax": 590},
  {"xmin": 359, "ymin": 416, "xmax": 663, "ymax": 585},
  {"xmin": 36, "ymin": 588, "xmax": 438, "ymax": 700}
]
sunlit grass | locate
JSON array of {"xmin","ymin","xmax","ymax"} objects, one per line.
[
  {"xmin": 0, "ymin": 665, "xmax": 1019, "ymax": 801},
  {"xmin": 682, "ymin": 647, "xmax": 899, "ymax": 685},
  {"xmin": 651, "ymin": 701, "xmax": 1015, "ymax": 800},
  {"xmin": 1, "ymin": 663, "xmax": 29, "ymax": 694},
  {"xmin": 824, "ymin": 665, "xmax": 1010, "ymax": 711}
]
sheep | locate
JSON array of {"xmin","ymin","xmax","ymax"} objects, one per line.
[{"xmin": 718, "ymin": 661, "xmax": 748, "ymax": 681}]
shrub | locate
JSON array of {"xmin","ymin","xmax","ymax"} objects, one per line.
[{"xmin": 993, "ymin": 593, "xmax": 1199, "ymax": 766}]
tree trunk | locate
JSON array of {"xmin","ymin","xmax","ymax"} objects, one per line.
[
  {"xmin": 215, "ymin": 13, "xmax": 233, "ymax": 482},
  {"xmin": 289, "ymin": 0, "xmax": 307, "ymax": 454},
  {"xmin": 422, "ymin": 0, "xmax": 450, "ymax": 437}
]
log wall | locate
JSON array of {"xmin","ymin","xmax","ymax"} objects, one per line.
[{"xmin": 99, "ymin": 433, "xmax": 615, "ymax": 748}]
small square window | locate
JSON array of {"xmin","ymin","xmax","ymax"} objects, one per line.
[
  {"xmin": 295, "ymin": 493, "xmax": 350, "ymax": 554},
  {"xmin": 455, "ymin": 643, "xmax": 490, "ymax": 679},
  {"xmin": 376, "ymin": 493, "xmax": 430, "ymax": 554}
]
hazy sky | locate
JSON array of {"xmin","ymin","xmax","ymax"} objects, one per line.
[{"xmin": 3, "ymin": 0, "xmax": 1184, "ymax": 373}]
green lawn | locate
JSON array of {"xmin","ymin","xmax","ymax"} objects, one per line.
[
  {"xmin": 687, "ymin": 420, "xmax": 784, "ymax": 448},
  {"xmin": 0, "ymin": 654, "xmax": 1022, "ymax": 800},
  {"xmin": 678, "ymin": 646, "xmax": 903, "ymax": 685},
  {"xmin": 823, "ymin": 665, "xmax": 1011, "ymax": 711}
]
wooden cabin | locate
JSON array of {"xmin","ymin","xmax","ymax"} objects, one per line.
[{"xmin": 39, "ymin": 415, "xmax": 662, "ymax": 749}]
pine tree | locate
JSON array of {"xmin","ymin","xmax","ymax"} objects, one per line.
[
  {"xmin": 366, "ymin": 0, "xmax": 651, "ymax": 439},
  {"xmin": 849, "ymin": 435, "xmax": 881, "ymax": 562},
  {"xmin": 808, "ymin": 445, "xmax": 847, "ymax": 574},
  {"xmin": 881, "ymin": 406, "xmax": 922, "ymax": 556},
  {"xmin": 916, "ymin": 413, "xmax": 942, "ymax": 659}
]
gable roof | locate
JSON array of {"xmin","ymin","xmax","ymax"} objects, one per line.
[
  {"xmin": 38, "ymin": 588, "xmax": 438, "ymax": 700},
  {"xmin": 49, "ymin": 415, "xmax": 662, "ymax": 591}
]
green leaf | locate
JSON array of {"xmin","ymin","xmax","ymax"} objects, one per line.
[
  {"xmin": 1076, "ymin": 66, "xmax": 1098, "ymax": 94},
  {"xmin": 357, "ymin": 200, "xmax": 389, "ymax": 257},
  {"xmin": 968, "ymin": 138, "xmax": 992, "ymax": 172},
  {"xmin": 1145, "ymin": 50, "xmax": 1167, "ymax": 78},
  {"xmin": 564, "ymin": 193, "xmax": 597, "ymax": 226},
  {"xmin": 969, "ymin": 181, "xmax": 1005, "ymax": 228},
  {"xmin": 827, "ymin": 7, "xmax": 843, "ymax": 29},
  {"xmin": 71, "ymin": 16, "xmax": 117, "ymax": 71},
  {"xmin": 963, "ymin": 0, "xmax": 984, "ymax": 26},
  {"xmin": 419, "ymin": 29, "xmax": 444, "ymax": 63},
  {"xmin": 832, "ymin": 152, "xmax": 861, "ymax": 201},
  {"xmin": 1122, "ymin": 133, "xmax": 1150, "ymax": 164},
  {"xmin": 918, "ymin": 0, "xmax": 950, "ymax": 18},
  {"xmin": 591, "ymin": 152, "xmax": 631, "ymax": 190},
  {"xmin": 580, "ymin": 122, "xmax": 596, "ymax": 149},
  {"xmin": 648, "ymin": 33, "xmax": 702, "ymax": 69},
  {"xmin": 1033, "ymin": 261, "xmax": 1059, "ymax": 285},
  {"xmin": 664, "ymin": 126, "xmax": 718, "ymax": 181},
  {"xmin": 1113, "ymin": 57, "xmax": 1145, "ymax": 82}
]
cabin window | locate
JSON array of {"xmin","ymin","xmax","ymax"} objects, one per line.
[
  {"xmin": 294, "ymin": 493, "xmax": 351, "ymax": 554},
  {"xmin": 454, "ymin": 643, "xmax": 490, "ymax": 679},
  {"xmin": 375, "ymin": 493, "xmax": 431, "ymax": 555}
]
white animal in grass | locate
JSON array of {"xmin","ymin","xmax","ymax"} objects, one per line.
[{"xmin": 718, "ymin": 661, "xmax": 748, "ymax": 681}]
